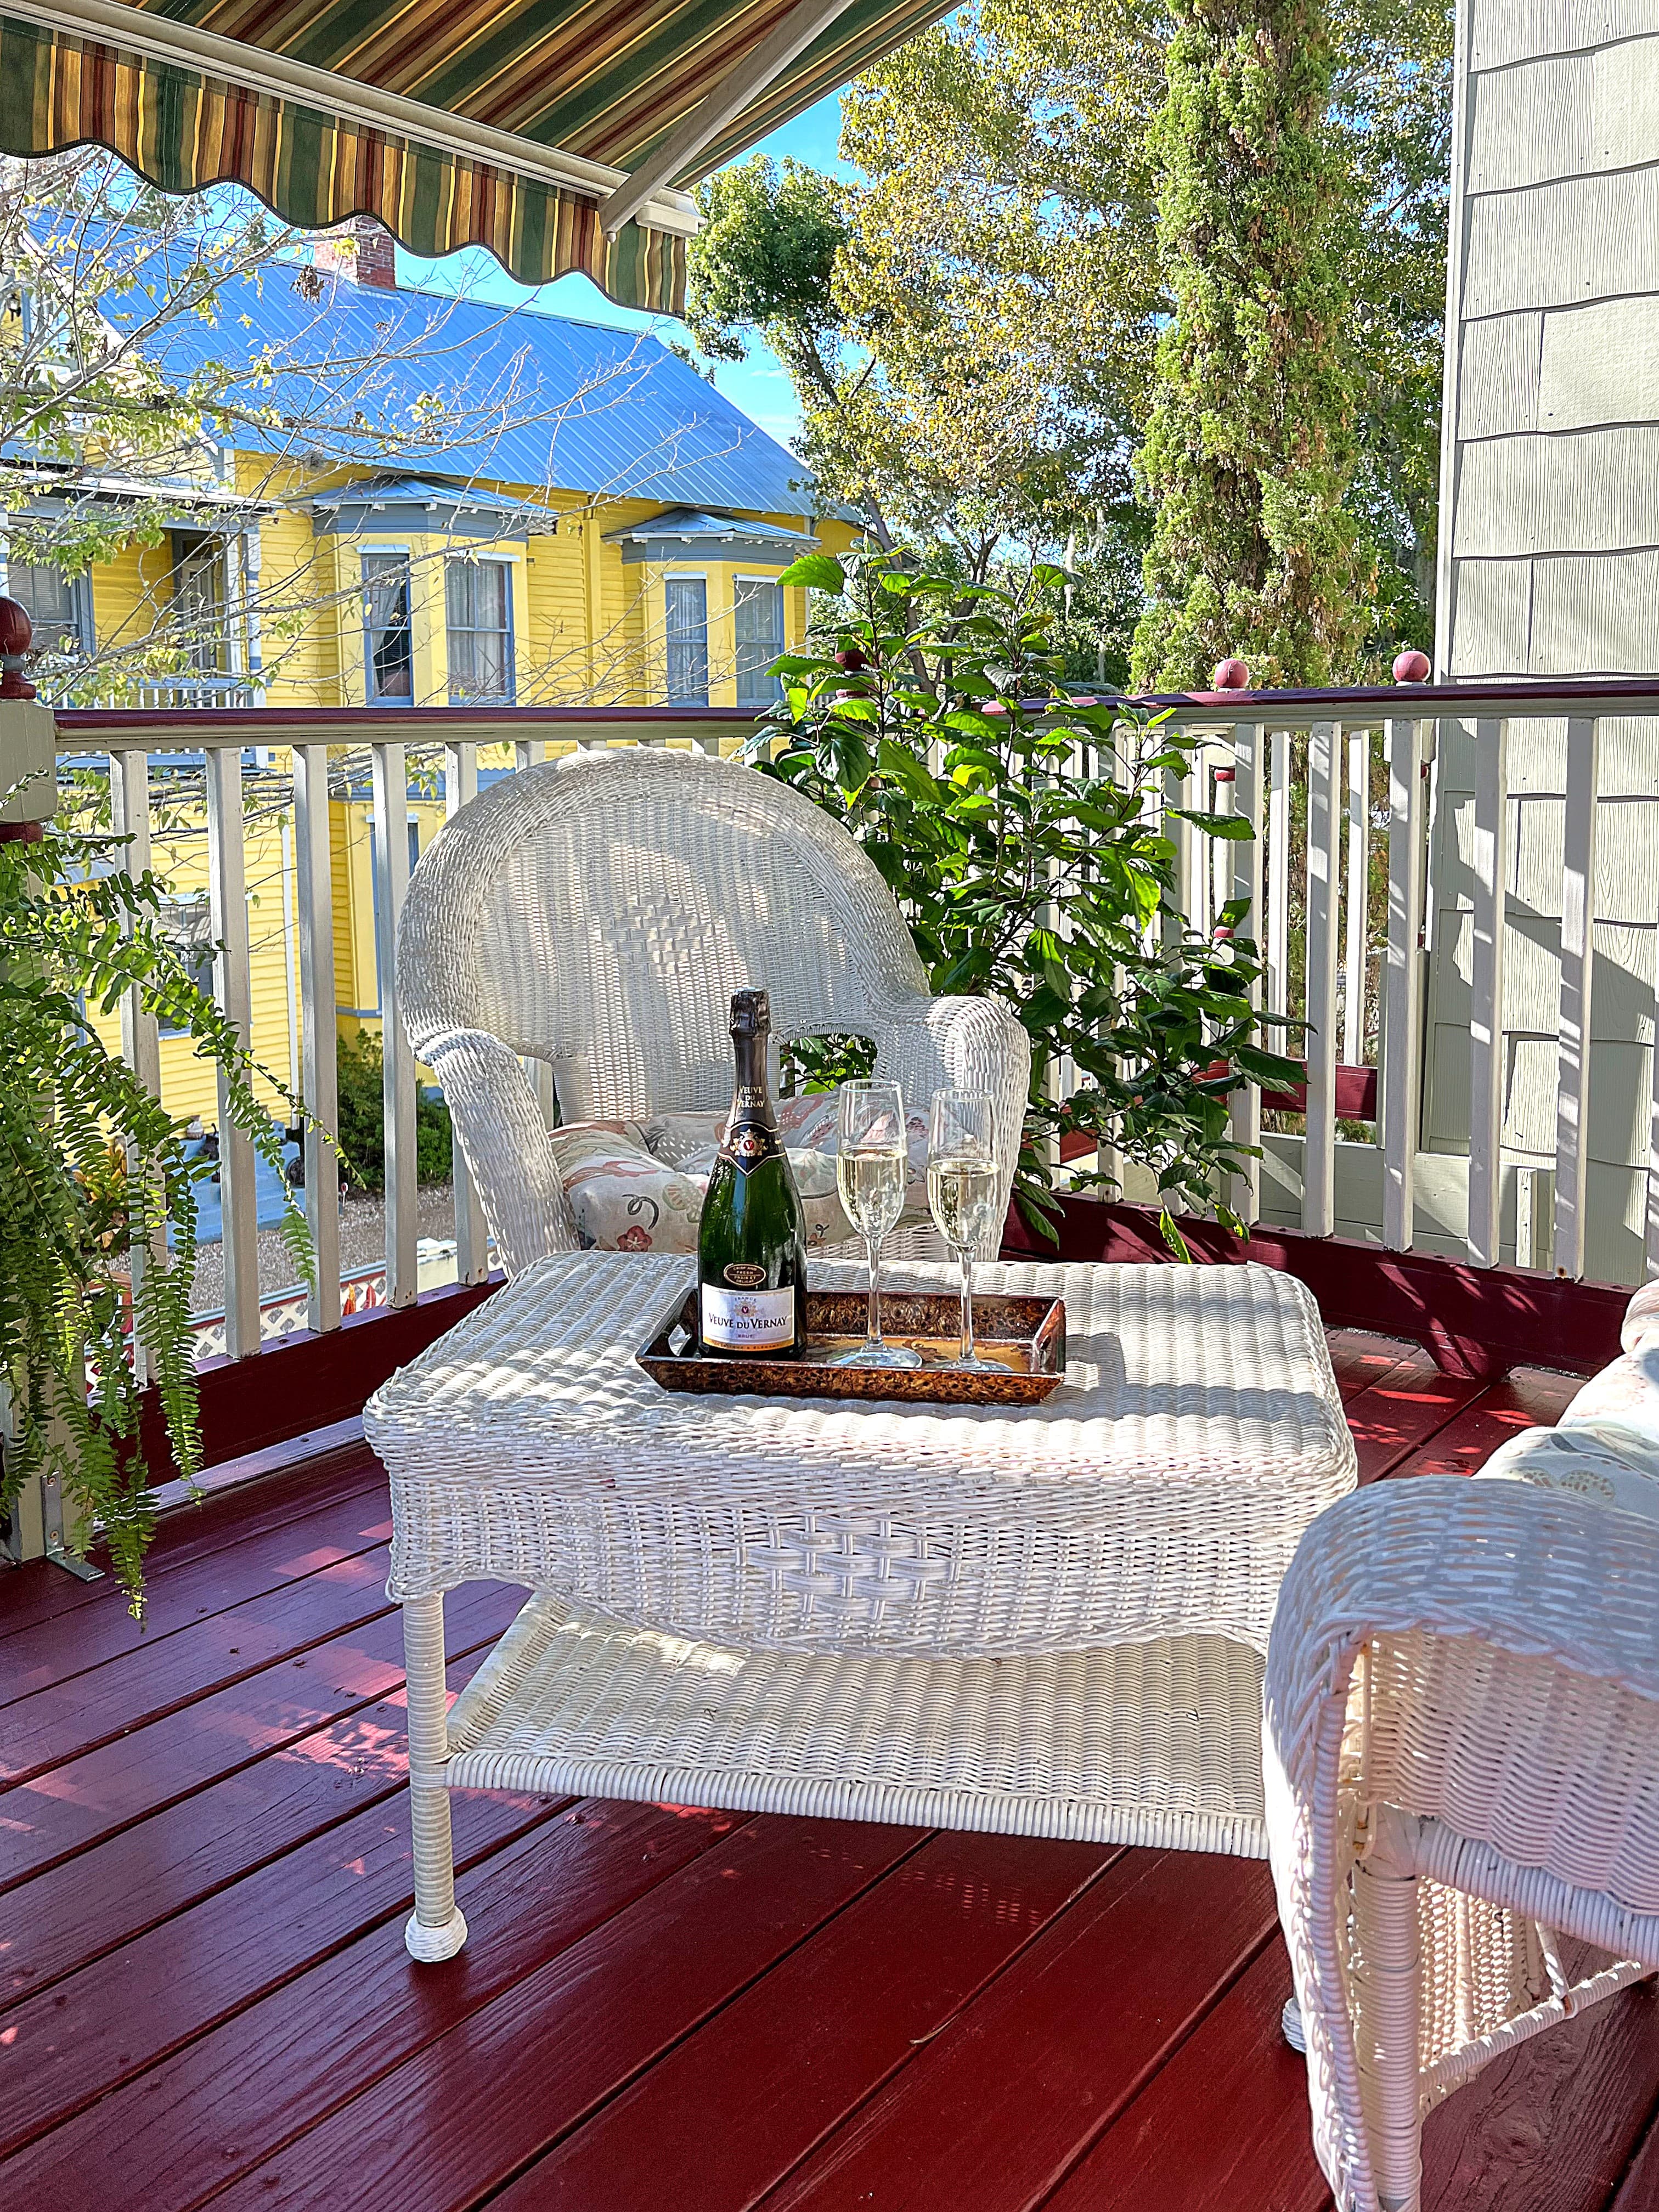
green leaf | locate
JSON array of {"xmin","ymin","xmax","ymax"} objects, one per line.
[
  {"xmin": 876, "ymin": 739, "xmax": 941, "ymax": 806},
  {"xmin": 1172, "ymin": 808, "xmax": 1255, "ymax": 841},
  {"xmin": 778, "ymin": 553, "xmax": 845, "ymax": 592}
]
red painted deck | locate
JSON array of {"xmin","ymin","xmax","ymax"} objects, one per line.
[{"xmin": 3, "ymin": 1329, "xmax": 1658, "ymax": 2212}]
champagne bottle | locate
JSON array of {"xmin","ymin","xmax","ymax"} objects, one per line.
[{"xmin": 697, "ymin": 989, "xmax": 809, "ymax": 1357}]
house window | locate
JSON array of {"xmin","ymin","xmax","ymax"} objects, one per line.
[
  {"xmin": 445, "ymin": 558, "xmax": 514, "ymax": 703},
  {"xmin": 735, "ymin": 578, "xmax": 785, "ymax": 707},
  {"xmin": 665, "ymin": 577, "xmax": 709, "ymax": 705},
  {"xmin": 156, "ymin": 895, "xmax": 216, "ymax": 1036},
  {"xmin": 363, "ymin": 552, "xmax": 414, "ymax": 702},
  {"xmin": 171, "ymin": 533, "xmax": 228, "ymax": 675},
  {"xmin": 8, "ymin": 560, "xmax": 88, "ymax": 654}
]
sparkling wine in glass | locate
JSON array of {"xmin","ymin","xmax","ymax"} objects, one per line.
[
  {"xmin": 928, "ymin": 1090, "xmax": 1007, "ymax": 1372},
  {"xmin": 833, "ymin": 1080, "xmax": 921, "ymax": 1370}
]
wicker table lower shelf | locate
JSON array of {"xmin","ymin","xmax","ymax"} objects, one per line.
[{"xmin": 441, "ymin": 1590, "xmax": 1270, "ymax": 1856}]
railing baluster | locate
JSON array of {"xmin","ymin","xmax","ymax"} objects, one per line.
[
  {"xmin": 1554, "ymin": 715, "xmax": 1600, "ymax": 1279},
  {"xmin": 1381, "ymin": 718, "xmax": 1427, "ymax": 1250},
  {"xmin": 1342, "ymin": 729, "xmax": 1370, "ymax": 1068},
  {"xmin": 514, "ymin": 738, "xmax": 545, "ymax": 775},
  {"xmin": 1228, "ymin": 726, "xmax": 1262, "ymax": 1225},
  {"xmin": 443, "ymin": 740, "xmax": 489, "ymax": 1283},
  {"xmin": 1164, "ymin": 761, "xmax": 1192, "ymax": 955},
  {"xmin": 205, "ymin": 746, "xmax": 261, "ymax": 1357},
  {"xmin": 1303, "ymin": 720, "xmax": 1341, "ymax": 1236},
  {"xmin": 1467, "ymin": 716, "xmax": 1509, "ymax": 1267},
  {"xmin": 1267, "ymin": 729, "xmax": 1290, "ymax": 1017},
  {"xmin": 292, "ymin": 744, "xmax": 341, "ymax": 1333},
  {"xmin": 109, "ymin": 748, "xmax": 163, "ymax": 1381},
  {"xmin": 371, "ymin": 740, "xmax": 417, "ymax": 1307}
]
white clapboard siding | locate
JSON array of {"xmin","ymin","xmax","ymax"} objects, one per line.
[
  {"xmin": 1468, "ymin": 38, "xmax": 1659, "ymax": 193},
  {"xmin": 1471, "ymin": 0, "xmax": 1659, "ymax": 72},
  {"xmin": 1439, "ymin": 0, "xmax": 1659, "ymax": 1285}
]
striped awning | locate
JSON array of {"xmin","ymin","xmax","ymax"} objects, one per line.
[{"xmin": 0, "ymin": 0, "xmax": 948, "ymax": 315}]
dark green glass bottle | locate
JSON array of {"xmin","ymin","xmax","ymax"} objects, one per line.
[{"xmin": 697, "ymin": 989, "xmax": 808, "ymax": 1357}]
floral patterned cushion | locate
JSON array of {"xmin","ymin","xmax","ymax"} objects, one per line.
[
  {"xmin": 643, "ymin": 1096, "xmax": 932, "ymax": 1243},
  {"xmin": 545, "ymin": 1121, "xmax": 703, "ymax": 1255}
]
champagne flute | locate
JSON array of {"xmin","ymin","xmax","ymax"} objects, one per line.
[
  {"xmin": 928, "ymin": 1089, "xmax": 1007, "ymax": 1373},
  {"xmin": 833, "ymin": 1080, "xmax": 921, "ymax": 1370}
]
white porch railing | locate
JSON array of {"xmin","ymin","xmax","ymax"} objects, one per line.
[{"xmin": 7, "ymin": 676, "xmax": 1659, "ymax": 1460}]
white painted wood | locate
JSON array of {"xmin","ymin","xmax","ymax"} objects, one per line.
[
  {"xmin": 204, "ymin": 746, "xmax": 260, "ymax": 1358},
  {"xmin": 108, "ymin": 747, "xmax": 164, "ymax": 1383},
  {"xmin": 1467, "ymin": 718, "xmax": 1510, "ymax": 1267},
  {"xmin": 1303, "ymin": 722, "xmax": 1342, "ymax": 1238},
  {"xmin": 1554, "ymin": 716, "xmax": 1601, "ymax": 1278},
  {"xmin": 371, "ymin": 741, "xmax": 418, "ymax": 1308},
  {"xmin": 1455, "ymin": 427, "xmax": 1659, "ymax": 559},
  {"xmin": 1267, "ymin": 730, "xmax": 1290, "ymax": 1018},
  {"xmin": 1470, "ymin": 0, "xmax": 1659, "ymax": 73},
  {"xmin": 1464, "ymin": 167, "xmax": 1659, "ymax": 321},
  {"xmin": 1228, "ymin": 726, "xmax": 1263, "ymax": 1226},
  {"xmin": 1164, "ymin": 763, "xmax": 1192, "ymax": 956},
  {"xmin": 292, "ymin": 744, "xmax": 341, "ymax": 1333},
  {"xmin": 1342, "ymin": 729, "xmax": 1370, "ymax": 1069},
  {"xmin": 1383, "ymin": 720, "xmax": 1428, "ymax": 1250},
  {"xmin": 1447, "ymin": 561, "xmax": 1533, "ymax": 678},
  {"xmin": 514, "ymin": 738, "xmax": 545, "ymax": 775},
  {"xmin": 1457, "ymin": 313, "xmax": 1543, "ymax": 439},
  {"xmin": 599, "ymin": 0, "xmax": 861, "ymax": 233},
  {"xmin": 1538, "ymin": 294, "xmax": 1659, "ymax": 432},
  {"xmin": 443, "ymin": 741, "xmax": 489, "ymax": 1284},
  {"xmin": 1530, "ymin": 550, "xmax": 1659, "ymax": 675}
]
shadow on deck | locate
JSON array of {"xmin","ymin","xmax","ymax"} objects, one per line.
[{"xmin": 2, "ymin": 1330, "xmax": 1657, "ymax": 2211}]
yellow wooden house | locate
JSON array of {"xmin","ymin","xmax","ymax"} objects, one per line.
[{"xmin": 9, "ymin": 236, "xmax": 856, "ymax": 1125}]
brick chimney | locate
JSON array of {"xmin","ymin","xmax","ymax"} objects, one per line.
[{"xmin": 313, "ymin": 215, "xmax": 398, "ymax": 291}]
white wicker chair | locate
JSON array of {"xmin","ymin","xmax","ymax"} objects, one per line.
[
  {"xmin": 397, "ymin": 748, "xmax": 1030, "ymax": 1275},
  {"xmin": 1265, "ymin": 1476, "xmax": 1659, "ymax": 2212}
]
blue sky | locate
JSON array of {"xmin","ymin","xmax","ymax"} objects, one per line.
[{"xmin": 397, "ymin": 93, "xmax": 853, "ymax": 454}]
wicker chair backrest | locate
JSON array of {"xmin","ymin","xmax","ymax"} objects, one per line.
[{"xmin": 398, "ymin": 747, "xmax": 930, "ymax": 1121}]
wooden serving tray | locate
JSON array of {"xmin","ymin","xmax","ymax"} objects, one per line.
[{"xmin": 637, "ymin": 1289, "xmax": 1067, "ymax": 1407}]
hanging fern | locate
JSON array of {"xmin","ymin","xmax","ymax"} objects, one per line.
[{"xmin": 1, "ymin": 797, "xmax": 312, "ymax": 1616}]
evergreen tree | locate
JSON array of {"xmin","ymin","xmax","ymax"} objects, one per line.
[{"xmin": 1130, "ymin": 0, "xmax": 1374, "ymax": 689}]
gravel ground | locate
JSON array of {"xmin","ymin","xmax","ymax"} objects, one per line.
[{"xmin": 186, "ymin": 1182, "xmax": 460, "ymax": 1316}]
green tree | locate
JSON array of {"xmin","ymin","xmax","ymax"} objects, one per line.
[
  {"xmin": 689, "ymin": 0, "xmax": 1451, "ymax": 678},
  {"xmin": 1130, "ymin": 0, "xmax": 1373, "ymax": 690}
]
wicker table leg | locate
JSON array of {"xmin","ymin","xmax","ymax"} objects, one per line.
[
  {"xmin": 402, "ymin": 1592, "xmax": 469, "ymax": 1962},
  {"xmin": 1352, "ymin": 1827, "xmax": 1424, "ymax": 2212}
]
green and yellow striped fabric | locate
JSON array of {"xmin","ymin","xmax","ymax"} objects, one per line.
[{"xmin": 0, "ymin": 0, "xmax": 951, "ymax": 312}]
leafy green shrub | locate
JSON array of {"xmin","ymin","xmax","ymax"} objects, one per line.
[
  {"xmin": 1, "ymin": 805, "xmax": 309, "ymax": 1613},
  {"xmin": 757, "ymin": 546, "xmax": 1300, "ymax": 1253},
  {"xmin": 334, "ymin": 1025, "xmax": 453, "ymax": 1193}
]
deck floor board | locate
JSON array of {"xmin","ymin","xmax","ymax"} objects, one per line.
[{"xmin": 1, "ymin": 1322, "xmax": 1646, "ymax": 2212}]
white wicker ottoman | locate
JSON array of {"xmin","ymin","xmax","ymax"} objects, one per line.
[{"xmin": 366, "ymin": 1251, "xmax": 1356, "ymax": 1960}]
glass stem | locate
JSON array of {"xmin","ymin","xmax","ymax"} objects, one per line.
[
  {"xmin": 866, "ymin": 1235, "xmax": 884, "ymax": 1348},
  {"xmin": 960, "ymin": 1244, "xmax": 975, "ymax": 1363}
]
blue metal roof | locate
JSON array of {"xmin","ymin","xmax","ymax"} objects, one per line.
[
  {"xmin": 304, "ymin": 475, "xmax": 544, "ymax": 516},
  {"xmin": 603, "ymin": 506, "xmax": 817, "ymax": 543},
  {"xmin": 95, "ymin": 252, "xmax": 816, "ymax": 516}
]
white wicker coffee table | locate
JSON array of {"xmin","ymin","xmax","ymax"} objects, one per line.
[{"xmin": 366, "ymin": 1251, "xmax": 1356, "ymax": 1959}]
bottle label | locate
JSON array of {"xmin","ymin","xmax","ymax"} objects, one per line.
[
  {"xmin": 701, "ymin": 1283, "xmax": 795, "ymax": 1350},
  {"xmin": 720, "ymin": 1115, "xmax": 781, "ymax": 1177}
]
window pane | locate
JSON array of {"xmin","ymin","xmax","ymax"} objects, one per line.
[
  {"xmin": 172, "ymin": 534, "xmax": 227, "ymax": 675},
  {"xmin": 7, "ymin": 561, "xmax": 81, "ymax": 650},
  {"xmin": 363, "ymin": 552, "xmax": 413, "ymax": 701},
  {"xmin": 665, "ymin": 577, "xmax": 708, "ymax": 705},
  {"xmin": 735, "ymin": 579, "xmax": 783, "ymax": 707},
  {"xmin": 445, "ymin": 558, "xmax": 513, "ymax": 703}
]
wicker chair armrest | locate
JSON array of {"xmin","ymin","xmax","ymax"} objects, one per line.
[
  {"xmin": 872, "ymin": 994, "xmax": 1031, "ymax": 1243},
  {"xmin": 1264, "ymin": 1479, "xmax": 1659, "ymax": 2212},
  {"xmin": 423, "ymin": 1028, "xmax": 580, "ymax": 1276}
]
